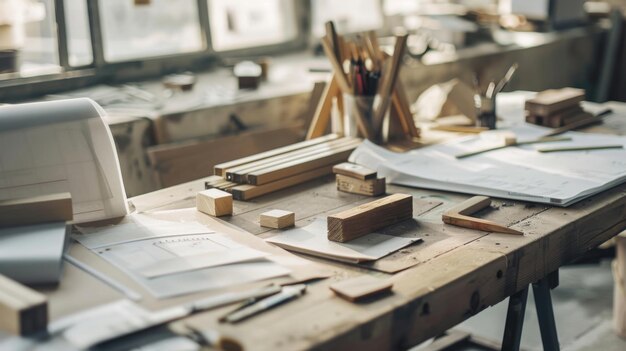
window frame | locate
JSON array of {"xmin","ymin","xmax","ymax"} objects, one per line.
[{"xmin": 0, "ymin": 0, "xmax": 310, "ymax": 100}]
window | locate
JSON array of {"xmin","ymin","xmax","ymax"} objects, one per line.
[
  {"xmin": 311, "ymin": 0, "xmax": 384, "ymax": 37},
  {"xmin": 64, "ymin": 0, "xmax": 92, "ymax": 66},
  {"xmin": 99, "ymin": 0, "xmax": 204, "ymax": 62},
  {"xmin": 208, "ymin": 0, "xmax": 297, "ymax": 52},
  {"xmin": 0, "ymin": 0, "xmax": 60, "ymax": 76}
]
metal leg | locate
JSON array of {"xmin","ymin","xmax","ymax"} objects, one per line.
[
  {"xmin": 501, "ymin": 286, "xmax": 529, "ymax": 351},
  {"xmin": 533, "ymin": 276, "xmax": 560, "ymax": 351}
]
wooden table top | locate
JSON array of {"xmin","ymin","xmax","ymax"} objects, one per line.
[{"xmin": 32, "ymin": 101, "xmax": 626, "ymax": 351}]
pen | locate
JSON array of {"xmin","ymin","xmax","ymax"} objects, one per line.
[{"xmin": 222, "ymin": 284, "xmax": 307, "ymax": 323}]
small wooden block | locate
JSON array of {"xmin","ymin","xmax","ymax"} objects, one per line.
[
  {"xmin": 332, "ymin": 162, "xmax": 377, "ymax": 180},
  {"xmin": 260, "ymin": 210, "xmax": 295, "ymax": 229},
  {"xmin": 0, "ymin": 275, "xmax": 48, "ymax": 336},
  {"xmin": 329, "ymin": 275, "xmax": 393, "ymax": 302},
  {"xmin": 525, "ymin": 88, "xmax": 584, "ymax": 116},
  {"xmin": 327, "ymin": 193, "xmax": 413, "ymax": 243},
  {"xmin": 0, "ymin": 192, "xmax": 72, "ymax": 228},
  {"xmin": 336, "ymin": 174, "xmax": 385, "ymax": 196},
  {"xmin": 196, "ymin": 189, "xmax": 233, "ymax": 217}
]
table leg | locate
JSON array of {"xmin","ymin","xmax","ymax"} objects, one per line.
[
  {"xmin": 533, "ymin": 274, "xmax": 560, "ymax": 351},
  {"xmin": 502, "ymin": 286, "xmax": 529, "ymax": 351}
]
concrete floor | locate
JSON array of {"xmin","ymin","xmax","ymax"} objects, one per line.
[{"xmin": 413, "ymin": 260, "xmax": 626, "ymax": 350}]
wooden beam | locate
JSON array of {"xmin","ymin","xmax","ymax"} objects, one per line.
[
  {"xmin": 327, "ymin": 193, "xmax": 413, "ymax": 242},
  {"xmin": 442, "ymin": 196, "xmax": 523, "ymax": 235},
  {"xmin": 231, "ymin": 166, "xmax": 333, "ymax": 200},
  {"xmin": 246, "ymin": 141, "xmax": 360, "ymax": 185},
  {"xmin": 0, "ymin": 193, "xmax": 72, "ymax": 228},
  {"xmin": 214, "ymin": 134, "xmax": 339, "ymax": 176},
  {"xmin": 228, "ymin": 137, "xmax": 359, "ymax": 183}
]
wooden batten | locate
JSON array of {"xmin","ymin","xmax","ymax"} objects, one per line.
[{"xmin": 327, "ymin": 193, "xmax": 413, "ymax": 242}]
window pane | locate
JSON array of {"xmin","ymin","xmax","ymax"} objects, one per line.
[
  {"xmin": 0, "ymin": 0, "xmax": 60, "ymax": 76},
  {"xmin": 208, "ymin": 0, "xmax": 297, "ymax": 52},
  {"xmin": 311, "ymin": 0, "xmax": 383, "ymax": 37},
  {"xmin": 64, "ymin": 0, "xmax": 92, "ymax": 66},
  {"xmin": 99, "ymin": 0, "xmax": 204, "ymax": 62}
]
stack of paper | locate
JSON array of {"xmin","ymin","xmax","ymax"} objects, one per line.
[{"xmin": 350, "ymin": 124, "xmax": 626, "ymax": 206}]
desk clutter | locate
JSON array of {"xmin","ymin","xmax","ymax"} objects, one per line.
[{"xmin": 205, "ymin": 134, "xmax": 360, "ymax": 200}]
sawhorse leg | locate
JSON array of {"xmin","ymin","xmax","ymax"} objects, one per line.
[{"xmin": 502, "ymin": 271, "xmax": 560, "ymax": 351}]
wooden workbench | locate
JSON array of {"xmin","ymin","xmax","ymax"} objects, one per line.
[{"xmin": 23, "ymin": 101, "xmax": 626, "ymax": 351}]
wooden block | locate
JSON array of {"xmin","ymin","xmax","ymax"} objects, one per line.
[
  {"xmin": 0, "ymin": 275, "xmax": 47, "ymax": 335},
  {"xmin": 442, "ymin": 196, "xmax": 523, "ymax": 235},
  {"xmin": 329, "ymin": 275, "xmax": 393, "ymax": 302},
  {"xmin": 0, "ymin": 193, "xmax": 72, "ymax": 228},
  {"xmin": 336, "ymin": 174, "xmax": 385, "ymax": 196},
  {"xmin": 525, "ymin": 88, "xmax": 585, "ymax": 116},
  {"xmin": 196, "ymin": 189, "xmax": 232, "ymax": 217},
  {"xmin": 260, "ymin": 210, "xmax": 295, "ymax": 229},
  {"xmin": 332, "ymin": 162, "xmax": 376, "ymax": 180},
  {"xmin": 327, "ymin": 193, "xmax": 413, "ymax": 243}
]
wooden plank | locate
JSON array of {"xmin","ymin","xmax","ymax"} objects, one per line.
[
  {"xmin": 0, "ymin": 275, "xmax": 47, "ymax": 336},
  {"xmin": 231, "ymin": 165, "xmax": 334, "ymax": 201},
  {"xmin": 327, "ymin": 193, "xmax": 413, "ymax": 242},
  {"xmin": 246, "ymin": 141, "xmax": 360, "ymax": 185},
  {"xmin": 336, "ymin": 174, "xmax": 386, "ymax": 196},
  {"xmin": 373, "ymin": 35, "xmax": 408, "ymax": 136},
  {"xmin": 0, "ymin": 193, "xmax": 72, "ymax": 227},
  {"xmin": 525, "ymin": 88, "xmax": 584, "ymax": 116},
  {"xmin": 212, "ymin": 133, "xmax": 337, "ymax": 177},
  {"xmin": 442, "ymin": 196, "xmax": 523, "ymax": 235},
  {"xmin": 228, "ymin": 137, "xmax": 359, "ymax": 183},
  {"xmin": 260, "ymin": 210, "xmax": 295, "ymax": 229},
  {"xmin": 329, "ymin": 275, "xmax": 393, "ymax": 302},
  {"xmin": 332, "ymin": 162, "xmax": 377, "ymax": 180}
]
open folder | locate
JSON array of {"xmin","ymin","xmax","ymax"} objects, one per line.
[{"xmin": 0, "ymin": 98, "xmax": 128, "ymax": 223}]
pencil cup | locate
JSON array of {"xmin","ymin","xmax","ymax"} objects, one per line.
[
  {"xmin": 476, "ymin": 95, "xmax": 496, "ymax": 130},
  {"xmin": 343, "ymin": 94, "xmax": 375, "ymax": 138}
]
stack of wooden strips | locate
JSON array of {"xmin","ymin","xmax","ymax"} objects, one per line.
[
  {"xmin": 525, "ymin": 88, "xmax": 591, "ymax": 128},
  {"xmin": 206, "ymin": 134, "xmax": 361, "ymax": 200}
]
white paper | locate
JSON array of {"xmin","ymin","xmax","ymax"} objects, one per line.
[
  {"xmin": 350, "ymin": 124, "xmax": 626, "ymax": 207},
  {"xmin": 0, "ymin": 222, "xmax": 68, "ymax": 284},
  {"xmin": 266, "ymin": 218, "xmax": 420, "ymax": 263},
  {"xmin": 0, "ymin": 99, "xmax": 128, "ymax": 223}
]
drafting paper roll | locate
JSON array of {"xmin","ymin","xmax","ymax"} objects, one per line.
[{"xmin": 0, "ymin": 98, "xmax": 129, "ymax": 223}]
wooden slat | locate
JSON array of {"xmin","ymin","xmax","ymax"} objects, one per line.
[
  {"xmin": 327, "ymin": 193, "xmax": 413, "ymax": 242},
  {"xmin": 246, "ymin": 140, "xmax": 360, "ymax": 185},
  {"xmin": 231, "ymin": 166, "xmax": 334, "ymax": 200},
  {"xmin": 228, "ymin": 137, "xmax": 359, "ymax": 183},
  {"xmin": 213, "ymin": 133, "xmax": 338, "ymax": 177},
  {"xmin": 306, "ymin": 78, "xmax": 339, "ymax": 140},
  {"xmin": 373, "ymin": 35, "xmax": 408, "ymax": 136},
  {"xmin": 0, "ymin": 193, "xmax": 72, "ymax": 227}
]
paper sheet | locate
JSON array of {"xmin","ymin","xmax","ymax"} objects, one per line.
[
  {"xmin": 0, "ymin": 99, "xmax": 128, "ymax": 223},
  {"xmin": 266, "ymin": 218, "xmax": 420, "ymax": 263},
  {"xmin": 350, "ymin": 123, "xmax": 626, "ymax": 207},
  {"xmin": 0, "ymin": 222, "xmax": 68, "ymax": 284}
]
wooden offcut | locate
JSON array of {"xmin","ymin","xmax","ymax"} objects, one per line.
[
  {"xmin": 260, "ymin": 210, "xmax": 295, "ymax": 229},
  {"xmin": 525, "ymin": 88, "xmax": 585, "ymax": 116},
  {"xmin": 442, "ymin": 196, "xmax": 523, "ymax": 235},
  {"xmin": 336, "ymin": 174, "xmax": 385, "ymax": 196},
  {"xmin": 197, "ymin": 189, "xmax": 233, "ymax": 217},
  {"xmin": 0, "ymin": 275, "xmax": 47, "ymax": 336},
  {"xmin": 327, "ymin": 193, "xmax": 413, "ymax": 242},
  {"xmin": 0, "ymin": 193, "xmax": 72, "ymax": 228},
  {"xmin": 330, "ymin": 275, "xmax": 393, "ymax": 302},
  {"xmin": 332, "ymin": 162, "xmax": 376, "ymax": 180}
]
